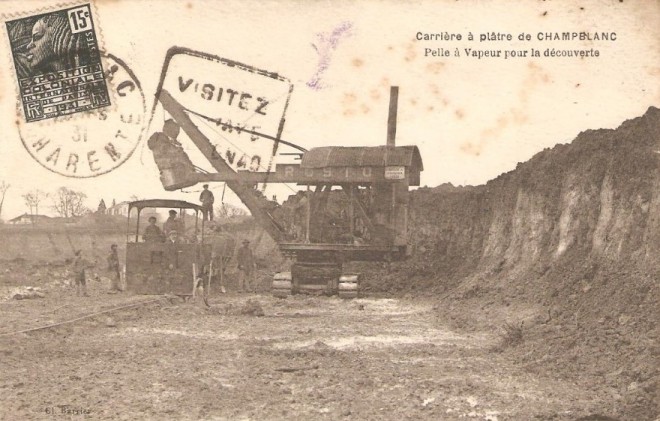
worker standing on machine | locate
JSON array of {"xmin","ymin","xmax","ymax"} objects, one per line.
[
  {"xmin": 199, "ymin": 184, "xmax": 214, "ymax": 222},
  {"xmin": 236, "ymin": 239, "xmax": 256, "ymax": 292}
]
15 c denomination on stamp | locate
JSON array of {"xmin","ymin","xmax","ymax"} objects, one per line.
[{"xmin": 5, "ymin": 3, "xmax": 111, "ymax": 122}]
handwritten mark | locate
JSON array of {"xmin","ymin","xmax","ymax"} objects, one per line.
[{"xmin": 306, "ymin": 21, "xmax": 353, "ymax": 90}]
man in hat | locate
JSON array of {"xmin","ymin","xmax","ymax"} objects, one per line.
[
  {"xmin": 236, "ymin": 239, "xmax": 256, "ymax": 292},
  {"xmin": 71, "ymin": 249, "xmax": 92, "ymax": 297},
  {"xmin": 205, "ymin": 222, "xmax": 236, "ymax": 294},
  {"xmin": 106, "ymin": 244, "xmax": 122, "ymax": 293},
  {"xmin": 199, "ymin": 184, "xmax": 215, "ymax": 222},
  {"xmin": 143, "ymin": 216, "xmax": 165, "ymax": 243},
  {"xmin": 163, "ymin": 210, "xmax": 183, "ymax": 237},
  {"xmin": 166, "ymin": 230, "xmax": 180, "ymax": 244}
]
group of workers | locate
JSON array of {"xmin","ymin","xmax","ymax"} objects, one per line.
[
  {"xmin": 70, "ymin": 244, "xmax": 123, "ymax": 297},
  {"xmin": 140, "ymin": 183, "xmax": 214, "ymax": 243},
  {"xmin": 138, "ymin": 206, "xmax": 257, "ymax": 293},
  {"xmin": 143, "ymin": 209, "xmax": 183, "ymax": 243},
  {"xmin": 205, "ymin": 227, "xmax": 256, "ymax": 294},
  {"xmin": 70, "ymin": 182, "xmax": 254, "ymax": 296}
]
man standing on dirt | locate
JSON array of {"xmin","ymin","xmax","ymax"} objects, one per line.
[
  {"xmin": 199, "ymin": 184, "xmax": 214, "ymax": 222},
  {"xmin": 206, "ymin": 222, "xmax": 235, "ymax": 294},
  {"xmin": 106, "ymin": 244, "xmax": 122, "ymax": 293},
  {"xmin": 71, "ymin": 250, "xmax": 92, "ymax": 297},
  {"xmin": 236, "ymin": 239, "xmax": 256, "ymax": 292}
]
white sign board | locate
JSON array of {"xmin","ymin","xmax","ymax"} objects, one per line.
[{"xmin": 385, "ymin": 166, "xmax": 406, "ymax": 180}]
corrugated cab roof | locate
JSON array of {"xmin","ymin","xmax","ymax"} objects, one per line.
[{"xmin": 301, "ymin": 146, "xmax": 423, "ymax": 170}]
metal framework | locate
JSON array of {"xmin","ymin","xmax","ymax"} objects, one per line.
[{"xmin": 148, "ymin": 86, "xmax": 423, "ymax": 298}]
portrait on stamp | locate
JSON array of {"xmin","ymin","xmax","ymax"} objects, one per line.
[{"xmin": 6, "ymin": 4, "xmax": 110, "ymax": 122}]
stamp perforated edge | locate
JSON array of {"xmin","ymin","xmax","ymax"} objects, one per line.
[{"xmin": 2, "ymin": 0, "xmax": 119, "ymax": 126}]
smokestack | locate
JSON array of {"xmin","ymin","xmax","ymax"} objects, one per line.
[{"xmin": 386, "ymin": 86, "xmax": 399, "ymax": 147}]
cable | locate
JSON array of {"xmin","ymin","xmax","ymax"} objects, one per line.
[
  {"xmin": 192, "ymin": 114, "xmax": 299, "ymax": 195},
  {"xmin": 0, "ymin": 297, "xmax": 166, "ymax": 337}
]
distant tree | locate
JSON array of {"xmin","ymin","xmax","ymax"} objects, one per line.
[
  {"xmin": 216, "ymin": 203, "xmax": 228, "ymax": 218},
  {"xmin": 23, "ymin": 189, "xmax": 47, "ymax": 216},
  {"xmin": 52, "ymin": 187, "xmax": 88, "ymax": 218},
  {"xmin": 111, "ymin": 198, "xmax": 116, "ymax": 207},
  {"xmin": 97, "ymin": 199, "xmax": 107, "ymax": 214},
  {"xmin": 0, "ymin": 181, "xmax": 9, "ymax": 220},
  {"xmin": 217, "ymin": 203, "xmax": 248, "ymax": 218}
]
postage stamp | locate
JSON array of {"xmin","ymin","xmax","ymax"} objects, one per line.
[{"xmin": 5, "ymin": 3, "xmax": 111, "ymax": 123}]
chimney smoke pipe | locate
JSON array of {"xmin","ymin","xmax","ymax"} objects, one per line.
[{"xmin": 386, "ymin": 86, "xmax": 399, "ymax": 147}]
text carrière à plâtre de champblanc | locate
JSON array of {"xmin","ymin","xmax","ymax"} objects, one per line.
[{"xmin": 415, "ymin": 31, "xmax": 617, "ymax": 42}]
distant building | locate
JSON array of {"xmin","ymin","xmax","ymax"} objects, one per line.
[
  {"xmin": 8, "ymin": 213, "xmax": 51, "ymax": 225},
  {"xmin": 106, "ymin": 201, "xmax": 130, "ymax": 217}
]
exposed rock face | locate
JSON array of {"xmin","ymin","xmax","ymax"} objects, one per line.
[
  {"xmin": 397, "ymin": 107, "xmax": 659, "ymax": 421},
  {"xmin": 409, "ymin": 106, "xmax": 660, "ymax": 279}
]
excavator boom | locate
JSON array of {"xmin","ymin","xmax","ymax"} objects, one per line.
[{"xmin": 158, "ymin": 89, "xmax": 287, "ymax": 243}]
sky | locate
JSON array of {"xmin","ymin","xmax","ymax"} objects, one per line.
[{"xmin": 0, "ymin": 0, "xmax": 658, "ymax": 220}]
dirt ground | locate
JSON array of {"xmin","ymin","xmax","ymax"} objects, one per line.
[{"xmin": 0, "ymin": 273, "xmax": 632, "ymax": 421}]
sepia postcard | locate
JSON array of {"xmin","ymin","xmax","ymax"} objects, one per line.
[{"xmin": 0, "ymin": 1, "xmax": 658, "ymax": 420}]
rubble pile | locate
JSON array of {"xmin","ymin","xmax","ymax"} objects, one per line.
[
  {"xmin": 8, "ymin": 286, "xmax": 45, "ymax": 300},
  {"xmin": 360, "ymin": 106, "xmax": 660, "ymax": 419}
]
